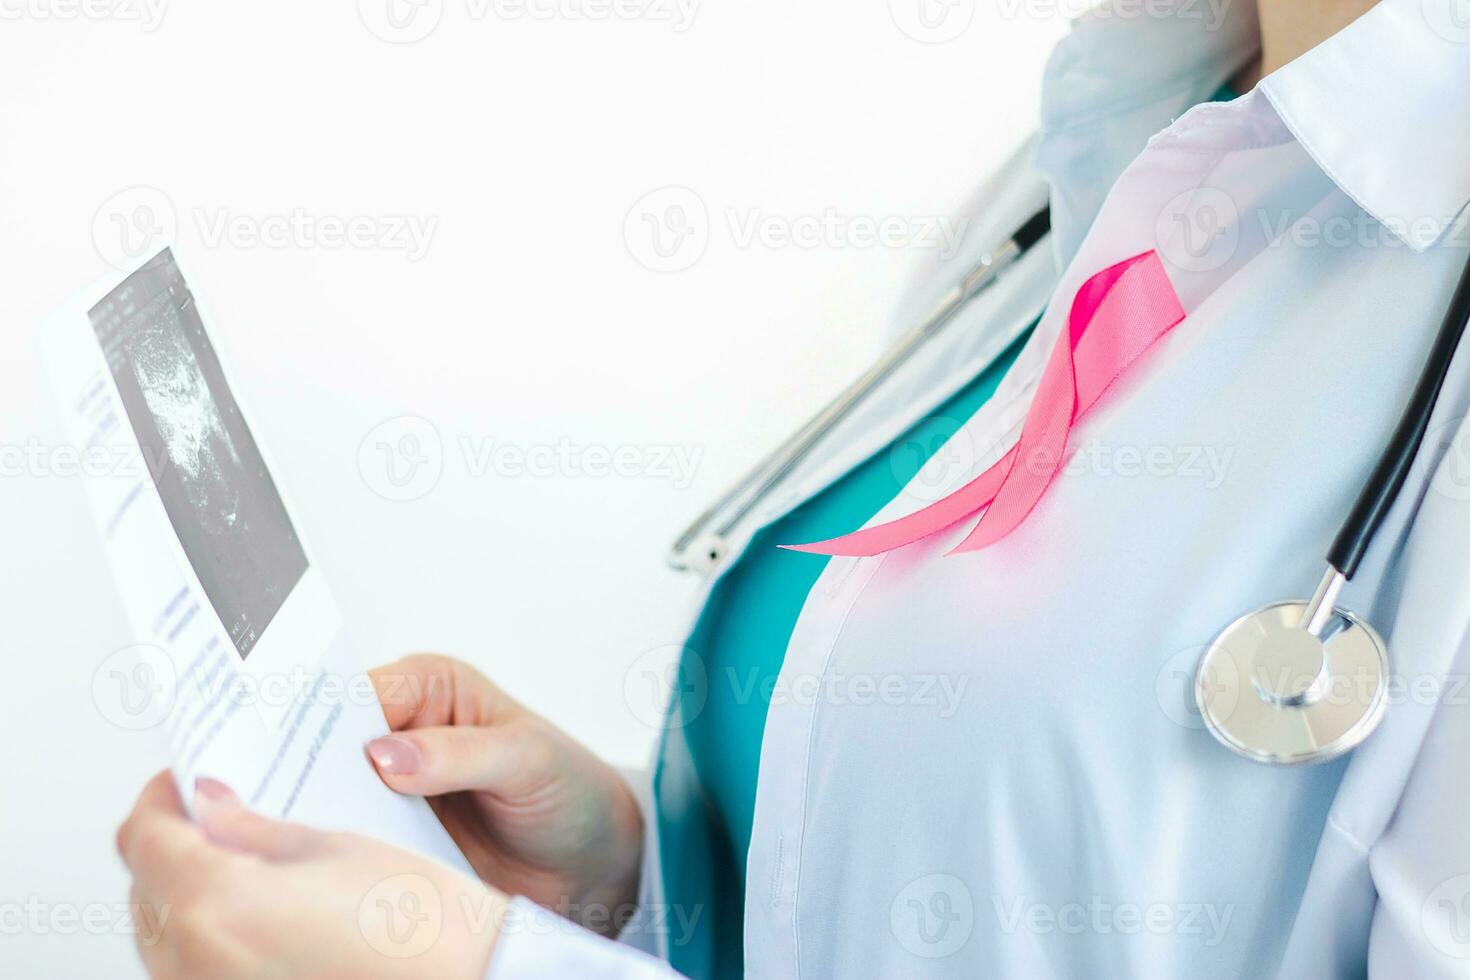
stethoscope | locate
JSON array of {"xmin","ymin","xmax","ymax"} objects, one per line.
[{"xmin": 670, "ymin": 203, "xmax": 1470, "ymax": 767}]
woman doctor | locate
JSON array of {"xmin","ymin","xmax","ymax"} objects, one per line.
[{"xmin": 116, "ymin": 0, "xmax": 1470, "ymax": 976}]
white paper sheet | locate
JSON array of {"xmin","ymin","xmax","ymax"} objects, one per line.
[{"xmin": 43, "ymin": 246, "xmax": 473, "ymax": 874}]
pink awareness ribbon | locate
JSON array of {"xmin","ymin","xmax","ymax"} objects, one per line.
[{"xmin": 783, "ymin": 249, "xmax": 1186, "ymax": 557}]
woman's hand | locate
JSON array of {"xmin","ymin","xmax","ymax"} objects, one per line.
[
  {"xmin": 366, "ymin": 654, "xmax": 643, "ymax": 936},
  {"xmin": 117, "ymin": 772, "xmax": 504, "ymax": 980}
]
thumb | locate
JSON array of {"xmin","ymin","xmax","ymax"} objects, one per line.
[
  {"xmin": 365, "ymin": 725, "xmax": 542, "ymax": 799},
  {"xmin": 192, "ymin": 777, "xmax": 325, "ymax": 860}
]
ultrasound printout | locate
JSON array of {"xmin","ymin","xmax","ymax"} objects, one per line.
[{"xmin": 88, "ymin": 249, "xmax": 307, "ymax": 659}]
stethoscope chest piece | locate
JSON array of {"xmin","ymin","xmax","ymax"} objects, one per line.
[
  {"xmin": 1192, "ymin": 236, "xmax": 1470, "ymax": 766},
  {"xmin": 1195, "ymin": 594, "xmax": 1388, "ymax": 766}
]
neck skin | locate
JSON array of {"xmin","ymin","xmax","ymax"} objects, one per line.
[{"xmin": 1232, "ymin": 0, "xmax": 1379, "ymax": 90}]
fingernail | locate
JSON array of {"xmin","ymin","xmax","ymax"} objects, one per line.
[
  {"xmin": 367, "ymin": 735, "xmax": 422, "ymax": 775},
  {"xmin": 193, "ymin": 777, "xmax": 239, "ymax": 820}
]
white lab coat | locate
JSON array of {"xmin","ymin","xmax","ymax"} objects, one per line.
[{"xmin": 490, "ymin": 1, "xmax": 1470, "ymax": 976}]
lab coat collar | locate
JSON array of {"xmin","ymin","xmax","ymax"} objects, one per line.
[
  {"xmin": 1257, "ymin": 0, "xmax": 1470, "ymax": 251},
  {"xmin": 1042, "ymin": 0, "xmax": 1470, "ymax": 253},
  {"xmin": 1034, "ymin": 0, "xmax": 1258, "ymax": 261},
  {"xmin": 1038, "ymin": 0, "xmax": 1257, "ymax": 130}
]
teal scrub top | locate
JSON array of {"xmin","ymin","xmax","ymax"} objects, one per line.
[
  {"xmin": 655, "ymin": 83, "xmax": 1236, "ymax": 980},
  {"xmin": 657, "ymin": 328, "xmax": 1031, "ymax": 978}
]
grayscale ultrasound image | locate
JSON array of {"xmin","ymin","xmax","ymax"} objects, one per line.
[{"xmin": 89, "ymin": 249, "xmax": 308, "ymax": 659}]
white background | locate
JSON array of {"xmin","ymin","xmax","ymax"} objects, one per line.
[{"xmin": 0, "ymin": 1, "xmax": 1062, "ymax": 974}]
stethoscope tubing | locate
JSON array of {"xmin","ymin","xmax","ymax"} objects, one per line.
[{"xmin": 1327, "ymin": 246, "xmax": 1470, "ymax": 579}]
